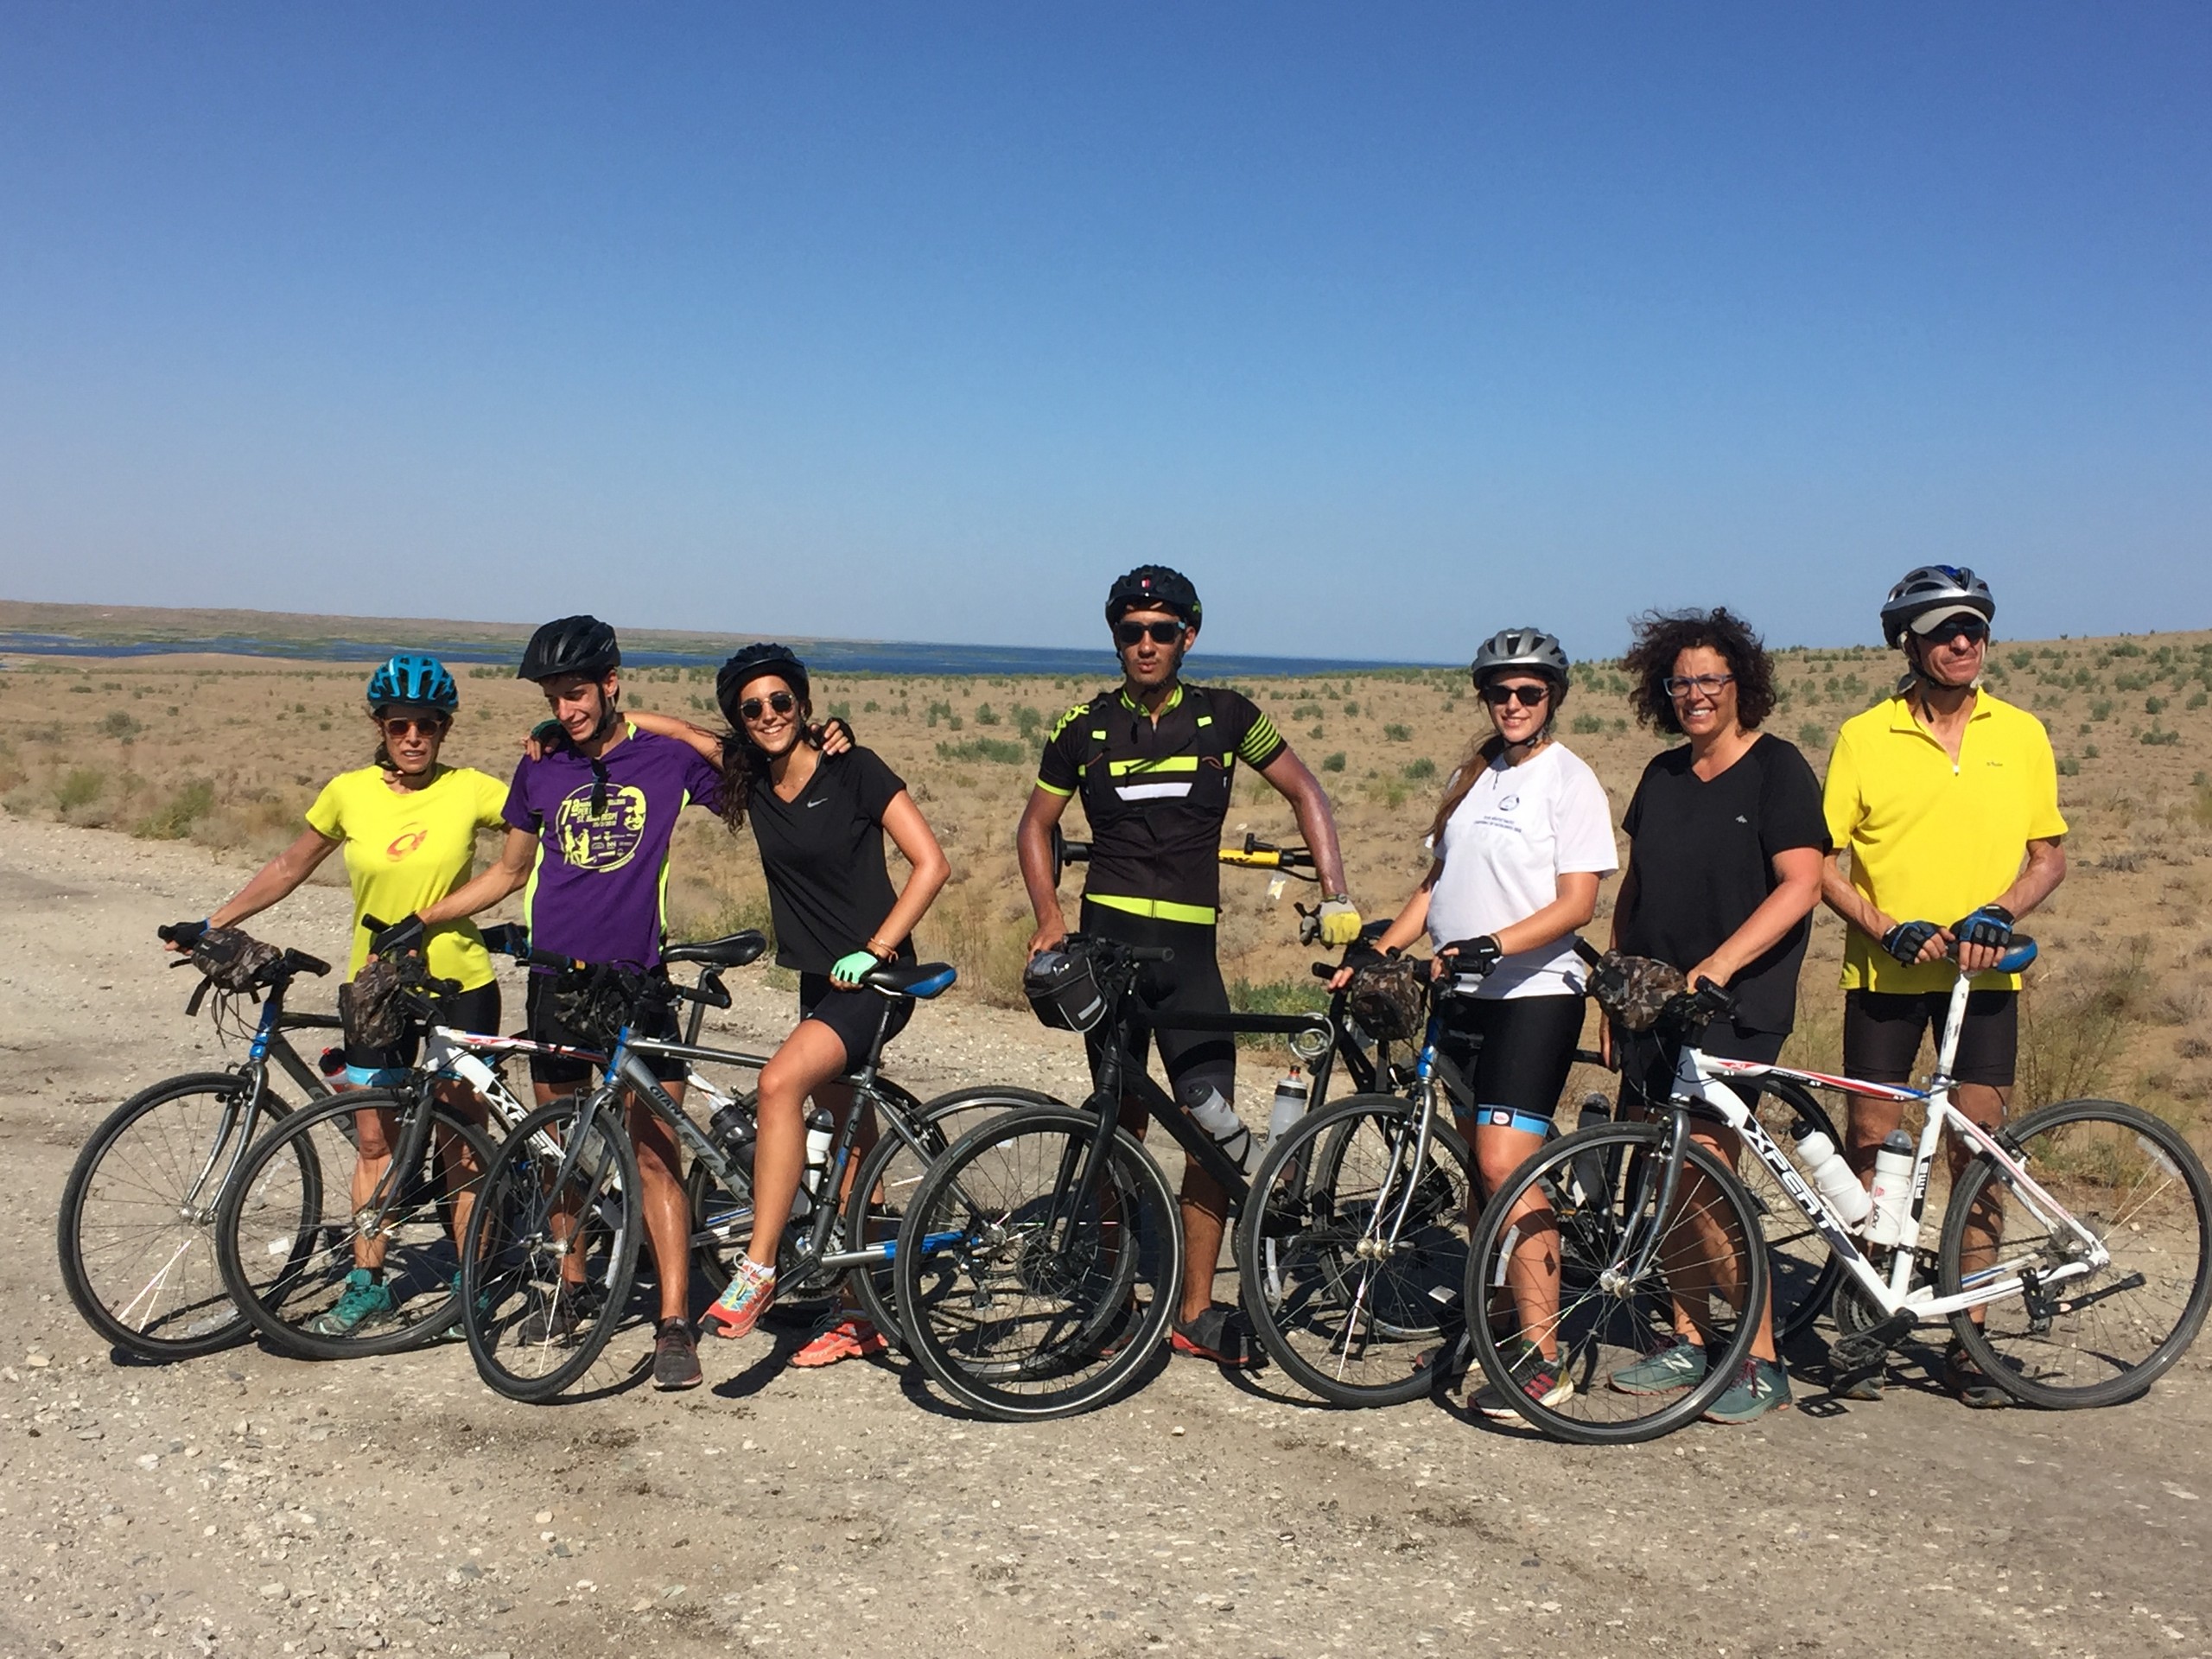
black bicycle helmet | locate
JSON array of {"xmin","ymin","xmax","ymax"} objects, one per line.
[
  {"xmin": 1878, "ymin": 566, "xmax": 1995, "ymax": 648},
  {"xmin": 716, "ymin": 643, "xmax": 810, "ymax": 725},
  {"xmin": 1470, "ymin": 626, "xmax": 1572, "ymax": 689},
  {"xmin": 1105, "ymin": 565, "xmax": 1203, "ymax": 629},
  {"xmin": 517, "ymin": 614, "xmax": 621, "ymax": 683}
]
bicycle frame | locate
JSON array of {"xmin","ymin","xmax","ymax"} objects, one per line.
[{"xmin": 1662, "ymin": 951, "xmax": 2110, "ymax": 1327}]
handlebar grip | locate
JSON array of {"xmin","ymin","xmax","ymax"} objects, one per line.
[
  {"xmin": 361, "ymin": 913, "xmax": 390, "ymax": 935},
  {"xmin": 480, "ymin": 922, "xmax": 531, "ymax": 959},
  {"xmin": 426, "ymin": 975, "xmax": 464, "ymax": 1000},
  {"xmin": 283, "ymin": 950, "xmax": 333, "ymax": 977},
  {"xmin": 1128, "ymin": 944, "xmax": 1175, "ymax": 964},
  {"xmin": 160, "ymin": 920, "xmax": 208, "ymax": 946}
]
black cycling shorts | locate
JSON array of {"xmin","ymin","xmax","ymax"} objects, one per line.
[
  {"xmin": 1078, "ymin": 900, "xmax": 1236, "ymax": 1116},
  {"xmin": 1614, "ymin": 1020, "xmax": 1786, "ymax": 1121},
  {"xmin": 524, "ymin": 969, "xmax": 686, "ymax": 1088},
  {"xmin": 1843, "ymin": 988, "xmax": 2018, "ymax": 1089},
  {"xmin": 344, "ymin": 981, "xmax": 501, "ymax": 1078},
  {"xmin": 1437, "ymin": 993, "xmax": 1587, "ymax": 1135},
  {"xmin": 798, "ymin": 970, "xmax": 913, "ymax": 1071}
]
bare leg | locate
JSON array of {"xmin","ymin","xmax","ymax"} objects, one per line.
[
  {"xmin": 1475, "ymin": 1123, "xmax": 1556, "ymax": 1356},
  {"xmin": 746, "ymin": 1021, "xmax": 849, "ymax": 1274},
  {"xmin": 627, "ymin": 1085, "xmax": 691, "ymax": 1323}
]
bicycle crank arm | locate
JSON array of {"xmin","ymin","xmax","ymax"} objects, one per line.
[{"xmin": 1827, "ymin": 1308, "xmax": 1917, "ymax": 1370}]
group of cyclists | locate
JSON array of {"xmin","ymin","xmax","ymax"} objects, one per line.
[{"xmin": 177, "ymin": 557, "xmax": 2063, "ymax": 1424}]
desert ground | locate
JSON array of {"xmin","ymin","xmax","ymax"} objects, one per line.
[{"xmin": 4, "ymin": 631, "xmax": 2212, "ymax": 1658}]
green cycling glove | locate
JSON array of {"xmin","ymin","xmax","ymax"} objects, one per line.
[{"xmin": 830, "ymin": 950, "xmax": 880, "ymax": 988}]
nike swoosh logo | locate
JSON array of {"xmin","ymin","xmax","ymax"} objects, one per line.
[{"xmin": 804, "ymin": 798, "xmax": 829, "ymax": 808}]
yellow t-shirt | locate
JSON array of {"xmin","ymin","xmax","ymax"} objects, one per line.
[
  {"xmin": 1822, "ymin": 689, "xmax": 2068, "ymax": 994},
  {"xmin": 303, "ymin": 765, "xmax": 512, "ymax": 989}
]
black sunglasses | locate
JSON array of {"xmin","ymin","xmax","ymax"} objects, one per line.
[
  {"xmin": 378, "ymin": 715, "xmax": 448, "ymax": 737},
  {"xmin": 1115, "ymin": 620, "xmax": 1185, "ymax": 647},
  {"xmin": 738, "ymin": 691, "xmax": 798, "ymax": 722},
  {"xmin": 1921, "ymin": 618, "xmax": 1989, "ymax": 646},
  {"xmin": 1480, "ymin": 683, "xmax": 1549, "ymax": 709}
]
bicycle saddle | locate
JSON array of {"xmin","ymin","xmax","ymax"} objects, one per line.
[
  {"xmin": 861, "ymin": 961, "xmax": 958, "ymax": 999},
  {"xmin": 663, "ymin": 931, "xmax": 768, "ymax": 968}
]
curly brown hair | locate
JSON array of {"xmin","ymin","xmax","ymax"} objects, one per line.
[{"xmin": 1622, "ymin": 607, "xmax": 1777, "ymax": 735}]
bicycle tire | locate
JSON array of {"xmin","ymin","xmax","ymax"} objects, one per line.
[
  {"xmin": 57, "ymin": 1074, "xmax": 310, "ymax": 1360},
  {"xmin": 847, "ymin": 1085, "xmax": 1065, "ymax": 1346},
  {"xmin": 1940, "ymin": 1097, "xmax": 2212, "ymax": 1408},
  {"xmin": 1466, "ymin": 1121, "xmax": 1764, "ymax": 1444},
  {"xmin": 214, "ymin": 1090, "xmax": 499, "ymax": 1361},
  {"xmin": 462, "ymin": 1097, "xmax": 643, "ymax": 1402},
  {"xmin": 1236, "ymin": 1091, "xmax": 1476, "ymax": 1407},
  {"xmin": 894, "ymin": 1104, "xmax": 1180, "ymax": 1421}
]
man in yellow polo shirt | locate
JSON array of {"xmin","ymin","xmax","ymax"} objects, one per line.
[{"xmin": 1820, "ymin": 566, "xmax": 2068, "ymax": 1406}]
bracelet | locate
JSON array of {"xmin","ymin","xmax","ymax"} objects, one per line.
[{"xmin": 864, "ymin": 937, "xmax": 894, "ymax": 959}]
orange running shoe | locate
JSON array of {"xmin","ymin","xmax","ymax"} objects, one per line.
[{"xmin": 791, "ymin": 1313, "xmax": 889, "ymax": 1368}]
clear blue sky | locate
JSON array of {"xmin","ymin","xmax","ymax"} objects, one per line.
[{"xmin": 3, "ymin": 5, "xmax": 2208, "ymax": 660}]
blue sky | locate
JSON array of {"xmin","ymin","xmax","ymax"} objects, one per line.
[{"xmin": 3, "ymin": 5, "xmax": 2208, "ymax": 660}]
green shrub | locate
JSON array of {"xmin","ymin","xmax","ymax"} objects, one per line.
[
  {"xmin": 54, "ymin": 767, "xmax": 105, "ymax": 810},
  {"xmin": 1320, "ymin": 752, "xmax": 1346, "ymax": 773},
  {"xmin": 1226, "ymin": 977, "xmax": 1332, "ymax": 1049},
  {"xmin": 1570, "ymin": 714, "xmax": 1603, "ymax": 735},
  {"xmin": 134, "ymin": 779, "xmax": 216, "ymax": 840},
  {"xmin": 2090, "ymin": 698, "xmax": 2113, "ymax": 721},
  {"xmin": 2056, "ymin": 755, "xmax": 2081, "ymax": 777},
  {"xmin": 1404, "ymin": 757, "xmax": 1437, "ymax": 781},
  {"xmin": 974, "ymin": 703, "xmax": 1000, "ymax": 725},
  {"xmin": 99, "ymin": 710, "xmax": 143, "ymax": 741},
  {"xmin": 1798, "ymin": 721, "xmax": 1827, "ymax": 749},
  {"xmin": 934, "ymin": 737, "xmax": 1027, "ymax": 766},
  {"xmin": 1382, "ymin": 722, "xmax": 1411, "ymax": 742},
  {"xmin": 2145, "ymin": 696, "xmax": 2167, "ymax": 715},
  {"xmin": 2141, "ymin": 726, "xmax": 2180, "ymax": 747}
]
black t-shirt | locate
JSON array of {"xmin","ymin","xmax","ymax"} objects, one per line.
[
  {"xmin": 746, "ymin": 747, "xmax": 913, "ymax": 976},
  {"xmin": 1617, "ymin": 734, "xmax": 1827, "ymax": 1035}
]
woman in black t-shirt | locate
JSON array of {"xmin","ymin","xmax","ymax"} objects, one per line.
[
  {"xmin": 629, "ymin": 645, "xmax": 950, "ymax": 1362},
  {"xmin": 1606, "ymin": 607, "xmax": 1826, "ymax": 1425}
]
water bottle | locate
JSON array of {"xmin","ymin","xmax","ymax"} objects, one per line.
[
  {"xmin": 794, "ymin": 1102, "xmax": 837, "ymax": 1217},
  {"xmin": 708, "ymin": 1103, "xmax": 759, "ymax": 1182},
  {"xmin": 1796, "ymin": 1122, "xmax": 1874, "ymax": 1230},
  {"xmin": 1866, "ymin": 1130, "xmax": 1917, "ymax": 1247},
  {"xmin": 1187, "ymin": 1088, "xmax": 1260, "ymax": 1177},
  {"xmin": 1265, "ymin": 1069, "xmax": 1309, "ymax": 1147}
]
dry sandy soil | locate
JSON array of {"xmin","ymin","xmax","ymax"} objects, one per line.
[{"xmin": 7, "ymin": 785, "xmax": 2212, "ymax": 1657}]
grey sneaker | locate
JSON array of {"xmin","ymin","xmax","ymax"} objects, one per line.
[
  {"xmin": 1609, "ymin": 1336, "xmax": 1707, "ymax": 1395},
  {"xmin": 304, "ymin": 1268, "xmax": 394, "ymax": 1337},
  {"xmin": 1703, "ymin": 1357, "xmax": 1792, "ymax": 1424}
]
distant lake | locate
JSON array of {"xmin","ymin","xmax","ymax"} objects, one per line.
[{"xmin": 0, "ymin": 629, "xmax": 1435, "ymax": 679}]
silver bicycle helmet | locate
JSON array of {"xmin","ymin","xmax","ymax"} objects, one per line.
[
  {"xmin": 1879, "ymin": 566, "xmax": 1994, "ymax": 648},
  {"xmin": 1470, "ymin": 626, "xmax": 1572, "ymax": 689}
]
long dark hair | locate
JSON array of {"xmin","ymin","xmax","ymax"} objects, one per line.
[{"xmin": 1622, "ymin": 607, "xmax": 1777, "ymax": 735}]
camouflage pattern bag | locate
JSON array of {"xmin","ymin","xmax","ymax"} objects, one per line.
[
  {"xmin": 1589, "ymin": 951, "xmax": 1687, "ymax": 1033},
  {"xmin": 1345, "ymin": 955, "xmax": 1427, "ymax": 1044},
  {"xmin": 189, "ymin": 926, "xmax": 282, "ymax": 994},
  {"xmin": 338, "ymin": 953, "xmax": 410, "ymax": 1052},
  {"xmin": 550, "ymin": 963, "xmax": 638, "ymax": 1050}
]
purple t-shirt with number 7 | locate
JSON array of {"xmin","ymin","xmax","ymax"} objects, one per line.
[{"xmin": 503, "ymin": 727, "xmax": 722, "ymax": 969}]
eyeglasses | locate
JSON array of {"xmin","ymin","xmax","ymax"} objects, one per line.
[
  {"xmin": 1480, "ymin": 683, "xmax": 1549, "ymax": 709},
  {"xmin": 739, "ymin": 691, "xmax": 798, "ymax": 722},
  {"xmin": 1115, "ymin": 620, "xmax": 1185, "ymax": 647},
  {"xmin": 1922, "ymin": 618, "xmax": 1989, "ymax": 646},
  {"xmin": 1663, "ymin": 673, "xmax": 1736, "ymax": 699},
  {"xmin": 378, "ymin": 715, "xmax": 447, "ymax": 738}
]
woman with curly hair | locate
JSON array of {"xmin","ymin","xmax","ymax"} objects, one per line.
[{"xmin": 1605, "ymin": 607, "xmax": 1827, "ymax": 1424}]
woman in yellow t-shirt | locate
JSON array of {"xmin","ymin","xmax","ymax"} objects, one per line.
[{"xmin": 190, "ymin": 654, "xmax": 511, "ymax": 1338}]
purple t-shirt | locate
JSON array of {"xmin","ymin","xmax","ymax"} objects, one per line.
[{"xmin": 504, "ymin": 728, "xmax": 722, "ymax": 969}]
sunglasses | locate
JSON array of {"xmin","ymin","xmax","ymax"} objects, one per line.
[
  {"xmin": 1664, "ymin": 673, "xmax": 1735, "ymax": 699},
  {"xmin": 378, "ymin": 715, "xmax": 447, "ymax": 738},
  {"xmin": 1480, "ymin": 683, "xmax": 1550, "ymax": 709},
  {"xmin": 1115, "ymin": 620, "xmax": 1185, "ymax": 647},
  {"xmin": 739, "ymin": 691, "xmax": 798, "ymax": 722},
  {"xmin": 1922, "ymin": 618, "xmax": 1989, "ymax": 646}
]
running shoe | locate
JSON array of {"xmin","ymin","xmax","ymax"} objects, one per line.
[
  {"xmin": 652, "ymin": 1319, "xmax": 702, "ymax": 1390},
  {"xmin": 791, "ymin": 1313, "xmax": 889, "ymax": 1369},
  {"xmin": 305, "ymin": 1268, "xmax": 395, "ymax": 1337},
  {"xmin": 1472, "ymin": 1338, "xmax": 1573, "ymax": 1421},
  {"xmin": 701, "ymin": 1258, "xmax": 777, "ymax": 1340},
  {"xmin": 1943, "ymin": 1340, "xmax": 2012, "ymax": 1410},
  {"xmin": 516, "ymin": 1280, "xmax": 602, "ymax": 1346},
  {"xmin": 1703, "ymin": 1357, "xmax": 1792, "ymax": 1424},
  {"xmin": 1170, "ymin": 1304, "xmax": 1254, "ymax": 1367},
  {"xmin": 1608, "ymin": 1335, "xmax": 1707, "ymax": 1395}
]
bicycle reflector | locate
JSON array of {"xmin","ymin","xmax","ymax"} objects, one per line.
[{"xmin": 1023, "ymin": 947, "xmax": 1107, "ymax": 1033}]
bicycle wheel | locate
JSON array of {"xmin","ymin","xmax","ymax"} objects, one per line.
[
  {"xmin": 1236, "ymin": 1091, "xmax": 1476, "ymax": 1407},
  {"xmin": 463, "ymin": 1097, "xmax": 642, "ymax": 1402},
  {"xmin": 1466, "ymin": 1121, "xmax": 1764, "ymax": 1443},
  {"xmin": 215, "ymin": 1090, "xmax": 499, "ymax": 1361},
  {"xmin": 58, "ymin": 1074, "xmax": 311, "ymax": 1359},
  {"xmin": 847, "ymin": 1085, "xmax": 1065, "ymax": 1345},
  {"xmin": 894, "ymin": 1105, "xmax": 1180, "ymax": 1421},
  {"xmin": 1940, "ymin": 1098, "xmax": 2212, "ymax": 1408}
]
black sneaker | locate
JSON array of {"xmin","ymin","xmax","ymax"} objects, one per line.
[
  {"xmin": 1170, "ymin": 1304, "xmax": 1254, "ymax": 1367},
  {"xmin": 653, "ymin": 1319, "xmax": 702, "ymax": 1391},
  {"xmin": 517, "ymin": 1281, "xmax": 602, "ymax": 1346}
]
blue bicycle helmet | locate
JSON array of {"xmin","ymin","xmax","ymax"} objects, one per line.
[{"xmin": 365, "ymin": 653, "xmax": 459, "ymax": 714}]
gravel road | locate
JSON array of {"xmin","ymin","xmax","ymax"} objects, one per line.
[{"xmin": 4, "ymin": 813, "xmax": 2210, "ymax": 1659}]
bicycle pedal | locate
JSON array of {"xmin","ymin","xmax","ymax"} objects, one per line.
[{"xmin": 1828, "ymin": 1309, "xmax": 1916, "ymax": 1370}]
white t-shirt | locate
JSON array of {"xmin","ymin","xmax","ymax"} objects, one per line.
[{"xmin": 1425, "ymin": 742, "xmax": 1618, "ymax": 1000}]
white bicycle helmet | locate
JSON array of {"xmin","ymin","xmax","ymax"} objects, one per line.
[{"xmin": 1879, "ymin": 566, "xmax": 1994, "ymax": 648}]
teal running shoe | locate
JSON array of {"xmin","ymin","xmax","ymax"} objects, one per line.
[
  {"xmin": 1609, "ymin": 1336, "xmax": 1707, "ymax": 1395},
  {"xmin": 305, "ymin": 1268, "xmax": 395, "ymax": 1337},
  {"xmin": 1703, "ymin": 1357, "xmax": 1792, "ymax": 1424}
]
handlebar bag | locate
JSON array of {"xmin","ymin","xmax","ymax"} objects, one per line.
[
  {"xmin": 190, "ymin": 927, "xmax": 283, "ymax": 995},
  {"xmin": 1589, "ymin": 951, "xmax": 1687, "ymax": 1033},
  {"xmin": 338, "ymin": 953, "xmax": 410, "ymax": 1051},
  {"xmin": 1023, "ymin": 946, "xmax": 1107, "ymax": 1033},
  {"xmin": 1345, "ymin": 956, "xmax": 1426, "ymax": 1044}
]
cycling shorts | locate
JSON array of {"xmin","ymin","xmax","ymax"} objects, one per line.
[
  {"xmin": 1078, "ymin": 900, "xmax": 1236, "ymax": 1117},
  {"xmin": 1437, "ymin": 993, "xmax": 1586, "ymax": 1135},
  {"xmin": 798, "ymin": 971, "xmax": 913, "ymax": 1071},
  {"xmin": 524, "ymin": 969, "xmax": 685, "ymax": 1088},
  {"xmin": 1843, "ymin": 988, "xmax": 2018, "ymax": 1089},
  {"xmin": 342, "ymin": 981, "xmax": 501, "ymax": 1087}
]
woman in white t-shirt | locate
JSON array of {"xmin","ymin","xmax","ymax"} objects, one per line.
[{"xmin": 1338, "ymin": 626, "xmax": 1616, "ymax": 1420}]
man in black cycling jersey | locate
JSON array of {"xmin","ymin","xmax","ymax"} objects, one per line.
[{"xmin": 1017, "ymin": 565, "xmax": 1362, "ymax": 1363}]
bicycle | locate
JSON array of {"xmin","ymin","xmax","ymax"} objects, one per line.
[
  {"xmin": 459, "ymin": 951, "xmax": 1049, "ymax": 1401},
  {"xmin": 1465, "ymin": 937, "xmax": 2212, "ymax": 1442},
  {"xmin": 57, "ymin": 924, "xmax": 339, "ymax": 1360}
]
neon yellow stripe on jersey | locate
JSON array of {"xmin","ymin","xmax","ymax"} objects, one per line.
[
  {"xmin": 1088, "ymin": 892, "xmax": 1217, "ymax": 925},
  {"xmin": 1106, "ymin": 754, "xmax": 1203, "ymax": 776},
  {"xmin": 1034, "ymin": 778, "xmax": 1075, "ymax": 798},
  {"xmin": 1238, "ymin": 713, "xmax": 1282, "ymax": 764}
]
